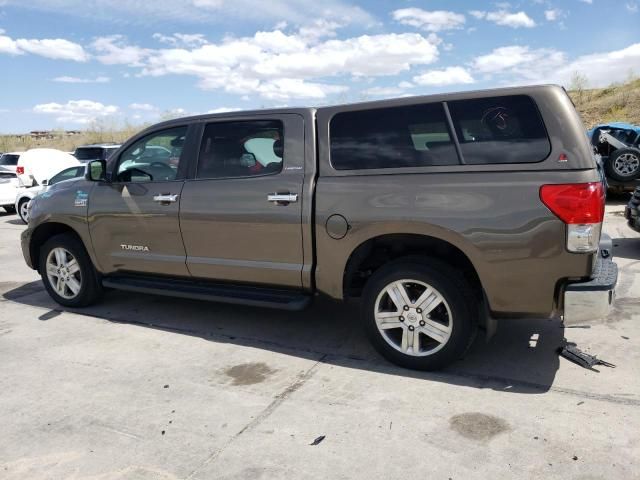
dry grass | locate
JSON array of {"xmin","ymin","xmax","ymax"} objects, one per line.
[
  {"xmin": 2, "ymin": 79, "xmax": 639, "ymax": 154},
  {"xmin": 0, "ymin": 122, "xmax": 144, "ymax": 153},
  {"xmin": 569, "ymin": 77, "xmax": 640, "ymax": 128}
]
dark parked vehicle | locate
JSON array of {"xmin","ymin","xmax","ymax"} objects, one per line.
[
  {"xmin": 21, "ymin": 85, "xmax": 617, "ymax": 370},
  {"xmin": 588, "ymin": 122, "xmax": 640, "ymax": 184},
  {"xmin": 73, "ymin": 144, "xmax": 121, "ymax": 164},
  {"xmin": 625, "ymin": 187, "xmax": 640, "ymax": 232}
]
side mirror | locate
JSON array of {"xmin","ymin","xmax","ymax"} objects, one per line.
[
  {"xmin": 41, "ymin": 179, "xmax": 49, "ymax": 186},
  {"xmin": 86, "ymin": 160, "xmax": 107, "ymax": 182}
]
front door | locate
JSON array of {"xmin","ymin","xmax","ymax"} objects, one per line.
[
  {"xmin": 179, "ymin": 115, "xmax": 305, "ymax": 288},
  {"xmin": 88, "ymin": 125, "xmax": 193, "ymax": 277}
]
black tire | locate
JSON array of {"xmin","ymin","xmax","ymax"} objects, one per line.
[
  {"xmin": 361, "ymin": 258, "xmax": 478, "ymax": 371},
  {"xmin": 605, "ymin": 148, "xmax": 640, "ymax": 182},
  {"xmin": 3, "ymin": 205, "xmax": 16, "ymax": 214},
  {"xmin": 17, "ymin": 198, "xmax": 29, "ymax": 224},
  {"xmin": 39, "ymin": 233, "xmax": 103, "ymax": 308}
]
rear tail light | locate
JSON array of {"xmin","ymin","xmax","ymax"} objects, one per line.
[
  {"xmin": 16, "ymin": 166, "xmax": 24, "ymax": 175},
  {"xmin": 540, "ymin": 182, "xmax": 605, "ymax": 253}
]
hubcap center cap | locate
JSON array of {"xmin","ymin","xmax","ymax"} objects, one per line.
[{"xmin": 406, "ymin": 309, "xmax": 420, "ymax": 323}]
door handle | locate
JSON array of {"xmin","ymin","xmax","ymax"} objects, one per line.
[
  {"xmin": 153, "ymin": 194, "xmax": 179, "ymax": 203},
  {"xmin": 268, "ymin": 193, "xmax": 298, "ymax": 203}
]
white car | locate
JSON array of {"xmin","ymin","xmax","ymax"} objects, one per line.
[
  {"xmin": 15, "ymin": 164, "xmax": 86, "ymax": 224},
  {"xmin": 0, "ymin": 171, "xmax": 20, "ymax": 214},
  {"xmin": 0, "ymin": 152, "xmax": 22, "ymax": 174},
  {"xmin": 9, "ymin": 149, "xmax": 80, "ymax": 221},
  {"xmin": 16, "ymin": 148, "xmax": 80, "ymax": 188}
]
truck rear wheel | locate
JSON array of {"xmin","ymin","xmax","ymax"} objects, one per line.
[
  {"xmin": 39, "ymin": 233, "xmax": 103, "ymax": 308},
  {"xmin": 361, "ymin": 258, "xmax": 477, "ymax": 371}
]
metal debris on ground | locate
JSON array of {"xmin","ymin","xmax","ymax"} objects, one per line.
[
  {"xmin": 558, "ymin": 342, "xmax": 616, "ymax": 371},
  {"xmin": 309, "ymin": 435, "xmax": 325, "ymax": 446}
]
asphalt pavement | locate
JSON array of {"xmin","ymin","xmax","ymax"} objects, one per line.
[{"xmin": 0, "ymin": 197, "xmax": 638, "ymax": 479}]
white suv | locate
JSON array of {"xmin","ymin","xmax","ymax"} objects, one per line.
[{"xmin": 0, "ymin": 152, "xmax": 23, "ymax": 213}]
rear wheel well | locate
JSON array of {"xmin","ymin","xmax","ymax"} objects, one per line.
[
  {"xmin": 30, "ymin": 223, "xmax": 83, "ymax": 272},
  {"xmin": 343, "ymin": 234, "xmax": 483, "ymax": 303}
]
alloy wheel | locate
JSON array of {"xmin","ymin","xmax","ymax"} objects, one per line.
[
  {"xmin": 19, "ymin": 200, "xmax": 30, "ymax": 223},
  {"xmin": 46, "ymin": 247, "xmax": 82, "ymax": 299},
  {"xmin": 374, "ymin": 279, "xmax": 453, "ymax": 357},
  {"xmin": 614, "ymin": 153, "xmax": 640, "ymax": 176}
]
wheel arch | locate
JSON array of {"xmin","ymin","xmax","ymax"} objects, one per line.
[
  {"xmin": 342, "ymin": 233, "xmax": 484, "ymax": 305},
  {"xmin": 29, "ymin": 222, "xmax": 85, "ymax": 273}
]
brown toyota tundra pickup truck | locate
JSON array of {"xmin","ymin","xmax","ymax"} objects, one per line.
[{"xmin": 21, "ymin": 85, "xmax": 618, "ymax": 370}]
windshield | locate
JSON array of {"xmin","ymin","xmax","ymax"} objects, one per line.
[{"xmin": 0, "ymin": 154, "xmax": 20, "ymax": 166}]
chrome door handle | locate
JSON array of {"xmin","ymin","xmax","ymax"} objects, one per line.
[
  {"xmin": 153, "ymin": 194, "xmax": 179, "ymax": 203},
  {"xmin": 268, "ymin": 193, "xmax": 298, "ymax": 203}
]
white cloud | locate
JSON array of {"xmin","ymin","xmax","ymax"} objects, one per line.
[
  {"xmin": 52, "ymin": 75, "xmax": 110, "ymax": 83},
  {"xmin": 553, "ymin": 43, "xmax": 640, "ymax": 87},
  {"xmin": 253, "ymin": 79, "xmax": 347, "ymax": 100},
  {"xmin": 626, "ymin": 2, "xmax": 639, "ymax": 13},
  {"xmin": 96, "ymin": 29, "xmax": 440, "ymax": 101},
  {"xmin": 362, "ymin": 86, "xmax": 406, "ymax": 97},
  {"xmin": 472, "ymin": 45, "xmax": 565, "ymax": 75},
  {"xmin": 544, "ymin": 9, "xmax": 562, "ymax": 21},
  {"xmin": 413, "ymin": 66, "xmax": 474, "ymax": 86},
  {"xmin": 152, "ymin": 33, "xmax": 208, "ymax": 48},
  {"xmin": 392, "ymin": 8, "xmax": 465, "ymax": 32},
  {"xmin": 206, "ymin": 107, "xmax": 241, "ymax": 113},
  {"xmin": 91, "ymin": 35, "xmax": 148, "ymax": 65},
  {"xmin": 129, "ymin": 103, "xmax": 157, "ymax": 111},
  {"xmin": 579, "ymin": 0, "xmax": 593, "ymax": 3},
  {"xmin": 33, "ymin": 99, "xmax": 119, "ymax": 124},
  {"xmin": 0, "ymin": 33, "xmax": 87, "ymax": 60},
  {"xmin": 470, "ymin": 42, "xmax": 640, "ymax": 88},
  {"xmin": 486, "ymin": 10, "xmax": 536, "ymax": 28},
  {"xmin": 470, "ymin": 10, "xmax": 536, "ymax": 28}
]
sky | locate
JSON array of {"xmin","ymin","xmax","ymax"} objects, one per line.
[{"xmin": 0, "ymin": 0, "xmax": 639, "ymax": 133}]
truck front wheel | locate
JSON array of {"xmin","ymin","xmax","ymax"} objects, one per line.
[
  {"xmin": 361, "ymin": 258, "xmax": 477, "ymax": 371},
  {"xmin": 39, "ymin": 233, "xmax": 103, "ymax": 308}
]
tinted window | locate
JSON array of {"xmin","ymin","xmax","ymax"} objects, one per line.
[
  {"xmin": 74, "ymin": 148, "xmax": 104, "ymax": 161},
  {"xmin": 0, "ymin": 154, "xmax": 20, "ymax": 166},
  {"xmin": 197, "ymin": 120, "xmax": 283, "ymax": 179},
  {"xmin": 49, "ymin": 166, "xmax": 85, "ymax": 185},
  {"xmin": 330, "ymin": 103, "xmax": 458, "ymax": 170},
  {"xmin": 448, "ymin": 95, "xmax": 551, "ymax": 164},
  {"xmin": 116, "ymin": 126, "xmax": 187, "ymax": 182}
]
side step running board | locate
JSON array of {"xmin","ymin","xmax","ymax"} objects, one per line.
[{"xmin": 102, "ymin": 275, "xmax": 312, "ymax": 311}]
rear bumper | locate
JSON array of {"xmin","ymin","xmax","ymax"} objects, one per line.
[{"xmin": 563, "ymin": 254, "xmax": 617, "ymax": 324}]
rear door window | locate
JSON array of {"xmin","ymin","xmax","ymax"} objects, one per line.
[
  {"xmin": 330, "ymin": 103, "xmax": 458, "ymax": 170},
  {"xmin": 196, "ymin": 120, "xmax": 284, "ymax": 179},
  {"xmin": 447, "ymin": 95, "xmax": 551, "ymax": 164}
]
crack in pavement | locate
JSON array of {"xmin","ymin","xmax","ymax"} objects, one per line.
[{"xmin": 184, "ymin": 354, "xmax": 327, "ymax": 479}]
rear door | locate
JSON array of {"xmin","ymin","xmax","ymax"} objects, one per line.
[
  {"xmin": 179, "ymin": 114, "xmax": 305, "ymax": 287},
  {"xmin": 88, "ymin": 124, "xmax": 196, "ymax": 276}
]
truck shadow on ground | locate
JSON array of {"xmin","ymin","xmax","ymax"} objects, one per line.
[
  {"xmin": 613, "ymin": 237, "xmax": 640, "ymax": 261},
  {"xmin": 4, "ymin": 281, "xmax": 565, "ymax": 395}
]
